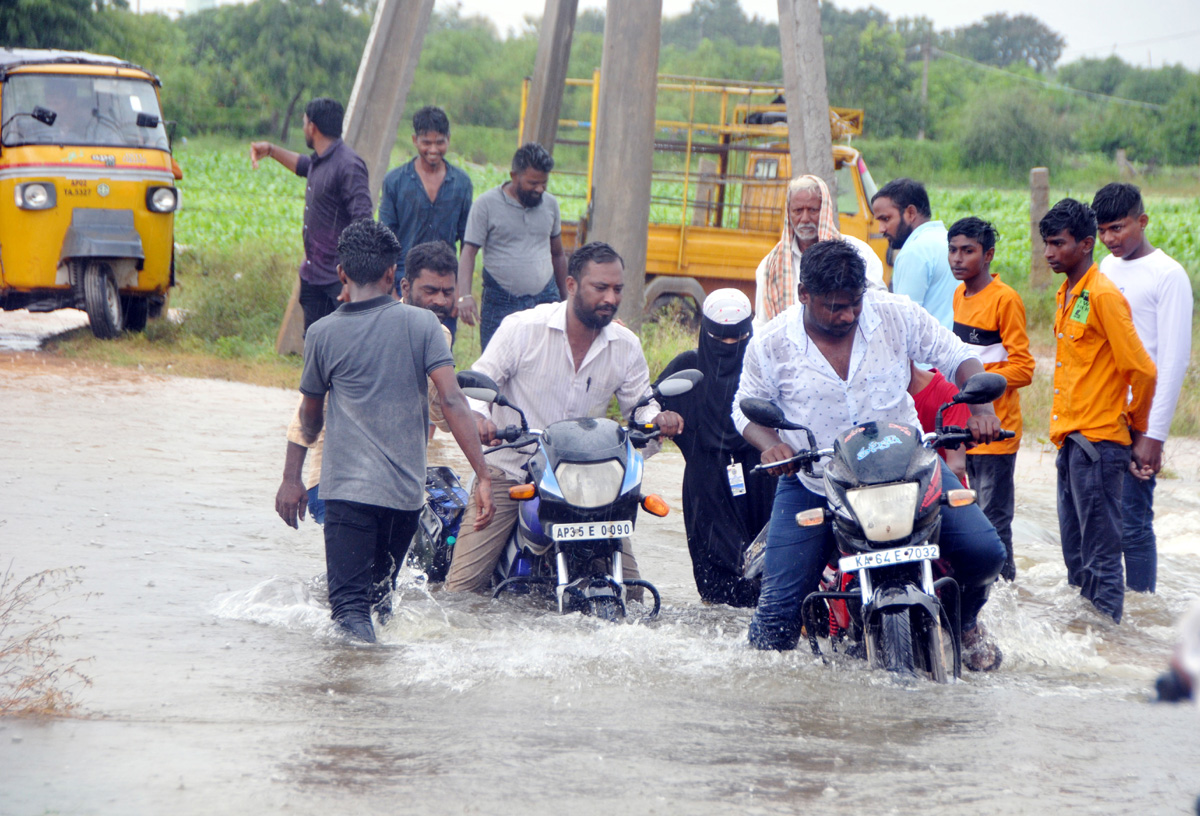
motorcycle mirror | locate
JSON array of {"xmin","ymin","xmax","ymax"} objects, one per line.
[
  {"xmin": 953, "ymin": 372, "xmax": 1008, "ymax": 405},
  {"xmin": 32, "ymin": 106, "xmax": 57, "ymax": 127},
  {"xmin": 739, "ymin": 398, "xmax": 805, "ymax": 431},
  {"xmin": 655, "ymin": 368, "xmax": 702, "ymax": 398},
  {"xmin": 456, "ymin": 370, "xmax": 500, "ymax": 403}
]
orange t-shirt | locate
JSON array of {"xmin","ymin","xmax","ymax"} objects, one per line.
[
  {"xmin": 953, "ymin": 276, "xmax": 1034, "ymax": 455},
  {"xmin": 1050, "ymin": 264, "xmax": 1156, "ymax": 448}
]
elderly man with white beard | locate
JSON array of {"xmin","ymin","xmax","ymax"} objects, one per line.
[{"xmin": 753, "ymin": 174, "xmax": 884, "ymax": 329}]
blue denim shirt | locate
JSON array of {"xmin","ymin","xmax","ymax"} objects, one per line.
[
  {"xmin": 891, "ymin": 219, "xmax": 956, "ymax": 330},
  {"xmin": 378, "ymin": 158, "xmax": 473, "ymax": 276}
]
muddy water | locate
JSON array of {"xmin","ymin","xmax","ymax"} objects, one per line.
[{"xmin": 2, "ymin": 357, "xmax": 1199, "ymax": 815}]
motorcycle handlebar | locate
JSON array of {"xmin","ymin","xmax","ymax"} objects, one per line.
[
  {"xmin": 935, "ymin": 428, "xmax": 1016, "ymax": 450},
  {"xmin": 751, "ymin": 449, "xmax": 831, "ymax": 474},
  {"xmin": 626, "ymin": 425, "xmax": 662, "ymax": 449}
]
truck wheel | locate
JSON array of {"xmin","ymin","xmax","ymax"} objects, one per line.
[
  {"xmin": 876, "ymin": 610, "xmax": 916, "ymax": 676},
  {"xmin": 122, "ymin": 296, "xmax": 149, "ymax": 333},
  {"xmin": 82, "ymin": 261, "xmax": 124, "ymax": 339}
]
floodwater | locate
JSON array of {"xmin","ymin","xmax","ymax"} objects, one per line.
[{"xmin": 2, "ymin": 354, "xmax": 1199, "ymax": 816}]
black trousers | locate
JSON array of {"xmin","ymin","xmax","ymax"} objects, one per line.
[
  {"xmin": 967, "ymin": 452, "xmax": 1017, "ymax": 581},
  {"xmin": 1056, "ymin": 437, "xmax": 1129, "ymax": 623},
  {"xmin": 298, "ymin": 278, "xmax": 344, "ymax": 333},
  {"xmin": 322, "ymin": 500, "xmax": 420, "ymax": 623}
]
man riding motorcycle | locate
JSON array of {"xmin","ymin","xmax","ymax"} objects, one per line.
[{"xmin": 732, "ymin": 240, "xmax": 1006, "ymax": 671}]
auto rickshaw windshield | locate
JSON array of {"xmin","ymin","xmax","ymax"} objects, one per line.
[{"xmin": 1, "ymin": 73, "xmax": 168, "ymax": 150}]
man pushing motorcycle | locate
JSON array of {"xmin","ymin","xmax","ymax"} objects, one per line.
[
  {"xmin": 443, "ymin": 241, "xmax": 684, "ymax": 593},
  {"xmin": 732, "ymin": 240, "xmax": 1006, "ymax": 671}
]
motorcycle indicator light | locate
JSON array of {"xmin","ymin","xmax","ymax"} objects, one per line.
[
  {"xmin": 641, "ymin": 494, "xmax": 670, "ymax": 517},
  {"xmin": 944, "ymin": 489, "xmax": 976, "ymax": 508},
  {"xmin": 795, "ymin": 508, "xmax": 826, "ymax": 527},
  {"xmin": 509, "ymin": 483, "xmax": 537, "ymax": 501}
]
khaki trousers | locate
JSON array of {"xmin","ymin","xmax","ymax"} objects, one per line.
[{"xmin": 444, "ymin": 465, "xmax": 642, "ymax": 593}]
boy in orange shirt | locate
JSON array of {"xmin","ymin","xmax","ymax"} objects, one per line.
[
  {"xmin": 1042, "ymin": 199, "xmax": 1156, "ymax": 624},
  {"xmin": 949, "ymin": 217, "xmax": 1034, "ymax": 581}
]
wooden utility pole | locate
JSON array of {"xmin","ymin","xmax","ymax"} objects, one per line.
[
  {"xmin": 522, "ymin": 0, "xmax": 579, "ymax": 154},
  {"xmin": 776, "ymin": 0, "xmax": 836, "ymax": 223},
  {"xmin": 917, "ymin": 36, "xmax": 930, "ymax": 141},
  {"xmin": 1029, "ymin": 167, "xmax": 1051, "ymax": 290},
  {"xmin": 589, "ymin": 0, "xmax": 663, "ymax": 331},
  {"xmin": 276, "ymin": 0, "xmax": 435, "ymax": 354}
]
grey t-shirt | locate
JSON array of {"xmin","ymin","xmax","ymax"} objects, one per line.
[
  {"xmin": 463, "ymin": 184, "xmax": 561, "ymax": 296},
  {"xmin": 299, "ymin": 296, "xmax": 454, "ymax": 511}
]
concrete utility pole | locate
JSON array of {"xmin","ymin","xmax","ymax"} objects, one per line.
[
  {"xmin": 1029, "ymin": 167, "xmax": 1051, "ymax": 290},
  {"xmin": 776, "ymin": 0, "xmax": 837, "ymax": 223},
  {"xmin": 522, "ymin": 0, "xmax": 579, "ymax": 153},
  {"xmin": 343, "ymin": 0, "xmax": 437, "ymax": 204},
  {"xmin": 276, "ymin": 0, "xmax": 435, "ymax": 354},
  {"xmin": 589, "ymin": 0, "xmax": 663, "ymax": 330}
]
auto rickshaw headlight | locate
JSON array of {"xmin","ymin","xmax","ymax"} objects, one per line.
[
  {"xmin": 15, "ymin": 182, "xmax": 56, "ymax": 210},
  {"xmin": 147, "ymin": 186, "xmax": 179, "ymax": 213}
]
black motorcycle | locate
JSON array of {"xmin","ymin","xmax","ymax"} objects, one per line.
[{"xmin": 740, "ymin": 371, "xmax": 1010, "ymax": 681}]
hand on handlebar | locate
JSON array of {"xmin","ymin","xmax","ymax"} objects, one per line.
[
  {"xmin": 966, "ymin": 412, "xmax": 1004, "ymax": 446},
  {"xmin": 758, "ymin": 442, "xmax": 800, "ymax": 476},
  {"xmin": 653, "ymin": 410, "xmax": 685, "ymax": 438},
  {"xmin": 476, "ymin": 415, "xmax": 502, "ymax": 446}
]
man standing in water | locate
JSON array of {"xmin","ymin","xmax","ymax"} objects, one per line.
[
  {"xmin": 1043, "ymin": 198, "xmax": 1156, "ymax": 624},
  {"xmin": 1093, "ymin": 183, "xmax": 1192, "ymax": 594},
  {"xmin": 297, "ymin": 221, "xmax": 494, "ymax": 643},
  {"xmin": 250, "ymin": 98, "xmax": 373, "ymax": 333}
]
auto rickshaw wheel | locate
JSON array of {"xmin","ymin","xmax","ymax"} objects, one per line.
[
  {"xmin": 82, "ymin": 261, "xmax": 124, "ymax": 339},
  {"xmin": 121, "ymin": 295, "xmax": 149, "ymax": 333}
]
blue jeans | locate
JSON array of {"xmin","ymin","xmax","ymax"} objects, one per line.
[
  {"xmin": 1056, "ymin": 437, "xmax": 1130, "ymax": 622},
  {"xmin": 1121, "ymin": 473, "xmax": 1157, "ymax": 592},
  {"xmin": 308, "ymin": 485, "xmax": 326, "ymax": 525},
  {"xmin": 748, "ymin": 462, "xmax": 1005, "ymax": 651},
  {"xmin": 480, "ymin": 268, "xmax": 559, "ymax": 351}
]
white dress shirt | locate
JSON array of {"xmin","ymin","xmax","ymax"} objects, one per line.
[
  {"xmin": 468, "ymin": 301, "xmax": 661, "ymax": 481},
  {"xmin": 733, "ymin": 289, "xmax": 979, "ymax": 494},
  {"xmin": 1100, "ymin": 249, "xmax": 1193, "ymax": 442}
]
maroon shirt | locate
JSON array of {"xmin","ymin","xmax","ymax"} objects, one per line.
[{"xmin": 295, "ymin": 139, "xmax": 372, "ymax": 286}]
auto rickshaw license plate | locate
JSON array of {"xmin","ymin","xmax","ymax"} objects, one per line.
[{"xmin": 552, "ymin": 520, "xmax": 634, "ymax": 541}]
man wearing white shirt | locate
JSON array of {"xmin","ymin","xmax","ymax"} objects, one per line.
[
  {"xmin": 1094, "ymin": 182, "xmax": 1193, "ymax": 593},
  {"xmin": 753, "ymin": 174, "xmax": 884, "ymax": 331},
  {"xmin": 444, "ymin": 242, "xmax": 684, "ymax": 593},
  {"xmin": 733, "ymin": 240, "xmax": 1006, "ymax": 669}
]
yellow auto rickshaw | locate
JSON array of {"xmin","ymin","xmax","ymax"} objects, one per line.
[{"xmin": 0, "ymin": 48, "xmax": 181, "ymax": 338}]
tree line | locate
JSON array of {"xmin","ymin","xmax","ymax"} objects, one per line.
[{"xmin": 3, "ymin": 0, "xmax": 1198, "ymax": 173}]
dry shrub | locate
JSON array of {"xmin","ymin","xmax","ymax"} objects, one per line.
[{"xmin": 0, "ymin": 565, "xmax": 91, "ymax": 717}]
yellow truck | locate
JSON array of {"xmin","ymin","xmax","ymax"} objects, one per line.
[{"xmin": 521, "ymin": 74, "xmax": 889, "ymax": 317}]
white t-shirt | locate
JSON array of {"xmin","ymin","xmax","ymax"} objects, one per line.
[
  {"xmin": 752, "ymin": 233, "xmax": 885, "ymax": 331},
  {"xmin": 1100, "ymin": 248, "xmax": 1193, "ymax": 441}
]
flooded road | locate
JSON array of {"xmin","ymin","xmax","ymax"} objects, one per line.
[{"xmin": 2, "ymin": 355, "xmax": 1199, "ymax": 815}]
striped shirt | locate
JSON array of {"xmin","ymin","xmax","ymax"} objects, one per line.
[
  {"xmin": 468, "ymin": 301, "xmax": 661, "ymax": 481},
  {"xmin": 733, "ymin": 289, "xmax": 978, "ymax": 494}
]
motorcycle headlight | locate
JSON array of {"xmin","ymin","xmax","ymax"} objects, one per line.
[
  {"xmin": 553, "ymin": 460, "xmax": 624, "ymax": 508},
  {"xmin": 845, "ymin": 482, "xmax": 919, "ymax": 542},
  {"xmin": 15, "ymin": 182, "xmax": 56, "ymax": 210},
  {"xmin": 146, "ymin": 186, "xmax": 179, "ymax": 213}
]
